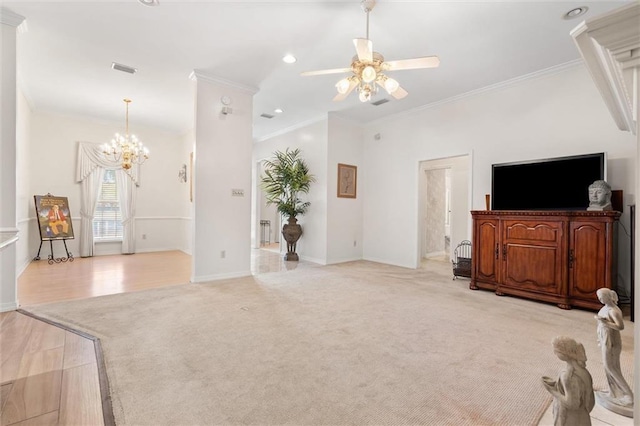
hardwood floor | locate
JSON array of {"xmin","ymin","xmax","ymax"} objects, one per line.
[
  {"xmin": 0, "ymin": 311, "xmax": 104, "ymax": 426},
  {"xmin": 18, "ymin": 250, "xmax": 192, "ymax": 306}
]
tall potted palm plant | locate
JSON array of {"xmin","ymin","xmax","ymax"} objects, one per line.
[{"xmin": 261, "ymin": 148, "xmax": 315, "ymax": 261}]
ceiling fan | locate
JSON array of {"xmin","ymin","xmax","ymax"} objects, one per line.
[{"xmin": 301, "ymin": 0, "xmax": 440, "ymax": 103}]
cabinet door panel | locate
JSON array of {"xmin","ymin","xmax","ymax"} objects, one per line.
[
  {"xmin": 503, "ymin": 244, "xmax": 562, "ymax": 294},
  {"xmin": 569, "ymin": 222, "xmax": 607, "ymax": 301},
  {"xmin": 475, "ymin": 219, "xmax": 499, "ymax": 282},
  {"xmin": 501, "ymin": 219, "xmax": 564, "ymax": 295}
]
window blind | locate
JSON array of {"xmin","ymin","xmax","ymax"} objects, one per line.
[{"xmin": 93, "ymin": 170, "xmax": 123, "ymax": 240}]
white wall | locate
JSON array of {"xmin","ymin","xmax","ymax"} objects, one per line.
[
  {"xmin": 362, "ymin": 64, "xmax": 636, "ymax": 282},
  {"xmin": 326, "ymin": 114, "xmax": 363, "ymax": 264},
  {"xmin": 25, "ymin": 111, "xmax": 189, "ymax": 262},
  {"xmin": 253, "ymin": 119, "xmax": 328, "ymax": 264}
]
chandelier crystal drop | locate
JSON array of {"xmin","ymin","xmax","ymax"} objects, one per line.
[{"xmin": 102, "ymin": 99, "xmax": 149, "ymax": 170}]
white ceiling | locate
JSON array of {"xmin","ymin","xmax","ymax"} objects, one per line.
[{"xmin": 4, "ymin": 0, "xmax": 633, "ymax": 141}]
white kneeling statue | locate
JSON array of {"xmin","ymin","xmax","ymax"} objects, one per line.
[
  {"xmin": 594, "ymin": 288, "xmax": 634, "ymax": 417},
  {"xmin": 542, "ymin": 336, "xmax": 595, "ymax": 426}
]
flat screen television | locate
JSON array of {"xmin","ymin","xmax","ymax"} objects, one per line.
[{"xmin": 491, "ymin": 152, "xmax": 606, "ymax": 211}]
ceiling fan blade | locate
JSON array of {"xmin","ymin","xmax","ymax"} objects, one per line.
[
  {"xmin": 353, "ymin": 38, "xmax": 373, "ymax": 62},
  {"xmin": 390, "ymin": 86, "xmax": 408, "ymax": 100},
  {"xmin": 375, "ymin": 80, "xmax": 408, "ymax": 100},
  {"xmin": 384, "ymin": 56, "xmax": 440, "ymax": 71},
  {"xmin": 301, "ymin": 68, "xmax": 351, "ymax": 77},
  {"xmin": 333, "ymin": 79, "xmax": 358, "ymax": 101}
]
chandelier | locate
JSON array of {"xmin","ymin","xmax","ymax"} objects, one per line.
[{"xmin": 102, "ymin": 99, "xmax": 149, "ymax": 170}]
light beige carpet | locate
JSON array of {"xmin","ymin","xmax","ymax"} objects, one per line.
[{"xmin": 25, "ymin": 260, "xmax": 634, "ymax": 426}]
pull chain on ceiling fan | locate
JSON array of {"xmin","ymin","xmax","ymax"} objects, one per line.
[{"xmin": 301, "ymin": 0, "xmax": 440, "ymax": 102}]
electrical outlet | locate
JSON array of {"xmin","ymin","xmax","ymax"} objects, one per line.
[{"xmin": 220, "ymin": 250, "xmax": 226, "ymax": 259}]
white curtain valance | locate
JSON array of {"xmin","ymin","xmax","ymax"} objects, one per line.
[{"xmin": 76, "ymin": 141, "xmax": 140, "ymax": 186}]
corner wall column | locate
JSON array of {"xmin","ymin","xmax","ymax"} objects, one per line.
[
  {"xmin": 634, "ymin": 65, "xmax": 639, "ymax": 422},
  {"xmin": 0, "ymin": 8, "xmax": 25, "ymax": 312},
  {"xmin": 190, "ymin": 71, "xmax": 258, "ymax": 282}
]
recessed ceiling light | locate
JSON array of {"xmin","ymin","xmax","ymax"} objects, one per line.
[
  {"xmin": 138, "ymin": 0, "xmax": 159, "ymax": 6},
  {"xmin": 274, "ymin": 108, "xmax": 284, "ymax": 114},
  {"xmin": 282, "ymin": 54, "xmax": 297, "ymax": 64},
  {"xmin": 563, "ymin": 6, "xmax": 588, "ymax": 20}
]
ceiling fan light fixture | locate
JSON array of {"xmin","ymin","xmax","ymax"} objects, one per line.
[
  {"xmin": 383, "ymin": 77, "xmax": 399, "ymax": 94},
  {"xmin": 336, "ymin": 78, "xmax": 352, "ymax": 94},
  {"xmin": 282, "ymin": 54, "xmax": 297, "ymax": 64},
  {"xmin": 361, "ymin": 65, "xmax": 377, "ymax": 83},
  {"xmin": 358, "ymin": 84, "xmax": 375, "ymax": 102}
]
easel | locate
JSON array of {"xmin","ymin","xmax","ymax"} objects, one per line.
[
  {"xmin": 33, "ymin": 193, "xmax": 75, "ymax": 264},
  {"xmin": 34, "ymin": 239, "xmax": 74, "ymax": 264}
]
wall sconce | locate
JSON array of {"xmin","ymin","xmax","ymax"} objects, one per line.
[{"xmin": 178, "ymin": 164, "xmax": 187, "ymax": 183}]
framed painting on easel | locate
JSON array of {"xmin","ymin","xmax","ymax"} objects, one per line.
[{"xmin": 34, "ymin": 194, "xmax": 75, "ymax": 241}]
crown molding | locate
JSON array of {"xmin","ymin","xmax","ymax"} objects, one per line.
[
  {"xmin": 0, "ymin": 8, "xmax": 25, "ymax": 27},
  {"xmin": 375, "ymin": 60, "xmax": 584, "ymax": 125},
  {"xmin": 571, "ymin": 2, "xmax": 639, "ymax": 134},
  {"xmin": 190, "ymin": 70, "xmax": 259, "ymax": 95},
  {"xmin": 254, "ymin": 114, "xmax": 327, "ymax": 143}
]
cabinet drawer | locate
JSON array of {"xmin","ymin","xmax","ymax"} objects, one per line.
[{"xmin": 503, "ymin": 220, "xmax": 562, "ymax": 244}]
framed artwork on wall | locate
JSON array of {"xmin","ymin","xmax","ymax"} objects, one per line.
[
  {"xmin": 337, "ymin": 163, "xmax": 357, "ymax": 199},
  {"xmin": 34, "ymin": 194, "xmax": 75, "ymax": 240}
]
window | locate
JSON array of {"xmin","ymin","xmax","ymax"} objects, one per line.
[{"xmin": 93, "ymin": 169, "xmax": 123, "ymax": 241}]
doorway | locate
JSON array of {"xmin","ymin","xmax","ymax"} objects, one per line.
[
  {"xmin": 253, "ymin": 159, "xmax": 281, "ymax": 253},
  {"xmin": 418, "ymin": 155, "xmax": 471, "ymax": 265}
]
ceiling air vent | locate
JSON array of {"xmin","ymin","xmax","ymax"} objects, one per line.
[
  {"xmin": 111, "ymin": 62, "xmax": 137, "ymax": 74},
  {"xmin": 371, "ymin": 98, "xmax": 390, "ymax": 106},
  {"xmin": 260, "ymin": 113, "xmax": 275, "ymax": 119}
]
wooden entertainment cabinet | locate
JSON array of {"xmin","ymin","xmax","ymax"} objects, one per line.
[{"xmin": 470, "ymin": 210, "xmax": 620, "ymax": 310}]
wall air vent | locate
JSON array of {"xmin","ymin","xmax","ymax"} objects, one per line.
[
  {"xmin": 260, "ymin": 113, "xmax": 275, "ymax": 119},
  {"xmin": 111, "ymin": 62, "xmax": 137, "ymax": 74},
  {"xmin": 371, "ymin": 98, "xmax": 389, "ymax": 106}
]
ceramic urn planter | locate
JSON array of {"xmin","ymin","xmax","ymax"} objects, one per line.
[{"xmin": 282, "ymin": 217, "xmax": 302, "ymax": 261}]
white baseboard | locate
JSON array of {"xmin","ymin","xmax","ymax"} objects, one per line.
[
  {"xmin": 0, "ymin": 301, "xmax": 18, "ymax": 312},
  {"xmin": 136, "ymin": 247, "xmax": 184, "ymax": 254},
  {"xmin": 17, "ymin": 258, "xmax": 31, "ymax": 277},
  {"xmin": 425, "ymin": 251, "xmax": 447, "ymax": 258},
  {"xmin": 192, "ymin": 270, "xmax": 252, "ymax": 283},
  {"xmin": 299, "ymin": 255, "xmax": 326, "ymax": 265},
  {"xmin": 362, "ymin": 256, "xmax": 414, "ymax": 269},
  {"xmin": 326, "ymin": 256, "xmax": 362, "ymax": 265}
]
